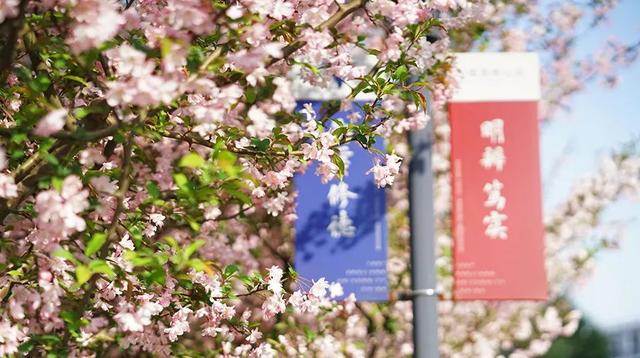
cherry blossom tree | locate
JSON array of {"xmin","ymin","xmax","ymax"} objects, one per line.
[{"xmin": 0, "ymin": 0, "xmax": 463, "ymax": 356}]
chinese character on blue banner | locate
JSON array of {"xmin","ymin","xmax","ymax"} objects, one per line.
[{"xmin": 294, "ymin": 100, "xmax": 389, "ymax": 301}]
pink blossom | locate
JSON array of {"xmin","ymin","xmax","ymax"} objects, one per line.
[
  {"xmin": 328, "ymin": 282, "xmax": 344, "ymax": 298},
  {"xmin": 299, "ymin": 5, "xmax": 330, "ymax": 27},
  {"xmin": 247, "ymin": 106, "xmax": 275, "ymax": 138},
  {"xmin": 246, "ymin": 0, "xmax": 294, "ymax": 20},
  {"xmin": 162, "ymin": 43, "xmax": 187, "ymax": 73},
  {"xmin": 79, "ymin": 147, "xmax": 106, "ymax": 167},
  {"xmin": 271, "ymin": 0, "xmax": 294, "ymax": 20},
  {"xmin": 381, "ymin": 30, "xmax": 404, "ymax": 62},
  {"xmin": 0, "ymin": 174, "xmax": 17, "ymax": 198},
  {"xmin": 261, "ymin": 294, "xmax": 286, "ymax": 319},
  {"xmin": 226, "ymin": 4, "xmax": 244, "ymax": 19},
  {"xmin": 253, "ymin": 343, "xmax": 277, "ymax": 358},
  {"xmin": 309, "ymin": 278, "xmax": 330, "ymax": 298},
  {"xmin": 283, "ymin": 123, "xmax": 303, "ymax": 143},
  {"xmin": 166, "ymin": 0, "xmax": 215, "ymax": 35},
  {"xmin": 298, "ymin": 30, "xmax": 333, "ymax": 66},
  {"xmin": 288, "ymin": 290, "xmax": 305, "ymax": 307},
  {"xmin": 262, "ymin": 192, "xmax": 288, "ymax": 216},
  {"xmin": 368, "ymin": 154, "xmax": 402, "ymax": 188},
  {"xmin": 108, "ymin": 45, "xmax": 151, "ymax": 77},
  {"xmin": 30, "ymin": 176, "xmax": 89, "ymax": 250},
  {"xmin": 315, "ymin": 162, "xmax": 339, "ymax": 184},
  {"xmin": 246, "ymin": 328, "xmax": 262, "ymax": 344},
  {"xmin": 90, "ymin": 176, "xmax": 117, "ymax": 194},
  {"xmin": 396, "ymin": 104, "xmax": 430, "ymax": 132},
  {"xmin": 0, "ymin": 317, "xmax": 26, "ymax": 357},
  {"xmin": 203, "ymin": 205, "xmax": 222, "ymax": 220},
  {"xmin": 503, "ymin": 29, "xmax": 528, "ymax": 51},
  {"xmin": 164, "ymin": 307, "xmax": 193, "ymax": 342},
  {"xmin": 0, "ymin": 0, "xmax": 19, "ymax": 24},
  {"xmin": 272, "ymin": 78, "xmax": 296, "ymax": 112},
  {"xmin": 242, "ymin": 23, "xmax": 271, "ymax": 47},
  {"xmin": 266, "ymin": 265, "xmax": 284, "ymax": 295},
  {"xmin": 262, "ymin": 171, "xmax": 287, "ymax": 189},
  {"xmin": 35, "ymin": 108, "xmax": 67, "ymax": 136},
  {"xmin": 105, "ymin": 45, "xmax": 180, "ymax": 107},
  {"xmin": 301, "ymin": 103, "xmax": 317, "ymax": 122},
  {"xmin": 114, "ymin": 299, "xmax": 163, "ymax": 332},
  {"xmin": 67, "ymin": 0, "xmax": 125, "ymax": 54}
]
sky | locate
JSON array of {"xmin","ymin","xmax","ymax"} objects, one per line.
[{"xmin": 539, "ymin": 0, "xmax": 640, "ymax": 330}]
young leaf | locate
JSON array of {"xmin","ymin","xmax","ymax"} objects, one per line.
[
  {"xmin": 76, "ymin": 265, "xmax": 92, "ymax": 286},
  {"xmin": 179, "ymin": 152, "xmax": 206, "ymax": 168},
  {"xmin": 53, "ymin": 248, "xmax": 79, "ymax": 264},
  {"xmin": 224, "ymin": 264, "xmax": 239, "ymax": 278},
  {"xmin": 84, "ymin": 233, "xmax": 108, "ymax": 257},
  {"xmin": 88, "ymin": 260, "xmax": 115, "ymax": 279},
  {"xmin": 146, "ymin": 181, "xmax": 160, "ymax": 199},
  {"xmin": 184, "ymin": 239, "xmax": 205, "ymax": 259}
]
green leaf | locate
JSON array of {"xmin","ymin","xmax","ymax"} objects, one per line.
[
  {"xmin": 51, "ymin": 177, "xmax": 64, "ymax": 192},
  {"xmin": 187, "ymin": 258, "xmax": 207, "ymax": 271},
  {"xmin": 144, "ymin": 267, "xmax": 166, "ymax": 285},
  {"xmin": 393, "ymin": 65, "xmax": 409, "ymax": 82},
  {"xmin": 332, "ymin": 126, "xmax": 348, "ymax": 139},
  {"xmin": 88, "ymin": 260, "xmax": 115, "ymax": 278},
  {"xmin": 184, "ymin": 239, "xmax": 205, "ymax": 259},
  {"xmin": 331, "ymin": 154, "xmax": 345, "ymax": 179},
  {"xmin": 186, "ymin": 216, "xmax": 201, "ymax": 232},
  {"xmin": 224, "ymin": 264, "xmax": 239, "ymax": 278},
  {"xmin": 60, "ymin": 310, "xmax": 81, "ymax": 331},
  {"xmin": 251, "ymin": 138, "xmax": 270, "ymax": 152},
  {"xmin": 64, "ymin": 75, "xmax": 89, "ymax": 86},
  {"xmin": 186, "ymin": 45, "xmax": 204, "ymax": 73},
  {"xmin": 304, "ymin": 326, "xmax": 318, "ymax": 343},
  {"xmin": 160, "ymin": 38, "xmax": 174, "ymax": 58},
  {"xmin": 7, "ymin": 268, "xmax": 23, "ymax": 280},
  {"xmin": 164, "ymin": 235, "xmax": 179, "ymax": 250},
  {"xmin": 179, "ymin": 152, "xmax": 206, "ymax": 168},
  {"xmin": 292, "ymin": 59, "xmax": 321, "ymax": 76},
  {"xmin": 245, "ymin": 87, "xmax": 257, "ymax": 103},
  {"xmin": 84, "ymin": 232, "xmax": 108, "ymax": 257},
  {"xmin": 18, "ymin": 339, "xmax": 35, "ymax": 353},
  {"xmin": 173, "ymin": 173, "xmax": 189, "ymax": 188},
  {"xmin": 124, "ymin": 250, "xmax": 155, "ymax": 266},
  {"xmin": 75, "ymin": 265, "xmax": 92, "ymax": 286},
  {"xmin": 53, "ymin": 248, "xmax": 79, "ymax": 264},
  {"xmin": 217, "ymin": 151, "xmax": 238, "ymax": 177},
  {"xmin": 146, "ymin": 181, "xmax": 160, "ymax": 199},
  {"xmin": 28, "ymin": 75, "xmax": 51, "ymax": 92},
  {"xmin": 288, "ymin": 265, "xmax": 297, "ymax": 280}
]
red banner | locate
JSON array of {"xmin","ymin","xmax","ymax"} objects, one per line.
[{"xmin": 449, "ymin": 53, "xmax": 547, "ymax": 300}]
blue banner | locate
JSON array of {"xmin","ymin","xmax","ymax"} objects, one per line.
[{"xmin": 294, "ymin": 100, "xmax": 388, "ymax": 301}]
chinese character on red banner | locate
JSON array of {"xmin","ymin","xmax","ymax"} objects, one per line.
[{"xmin": 449, "ymin": 52, "xmax": 547, "ymax": 300}]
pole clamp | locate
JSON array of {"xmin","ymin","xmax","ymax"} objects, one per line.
[{"xmin": 397, "ymin": 288, "xmax": 438, "ymax": 301}]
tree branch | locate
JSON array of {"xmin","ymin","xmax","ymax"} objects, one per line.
[{"xmin": 0, "ymin": 0, "xmax": 29, "ymax": 84}]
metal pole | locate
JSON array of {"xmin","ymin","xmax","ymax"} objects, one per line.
[{"xmin": 408, "ymin": 120, "xmax": 439, "ymax": 358}]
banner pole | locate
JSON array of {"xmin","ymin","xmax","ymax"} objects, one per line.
[{"xmin": 408, "ymin": 119, "xmax": 439, "ymax": 358}]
